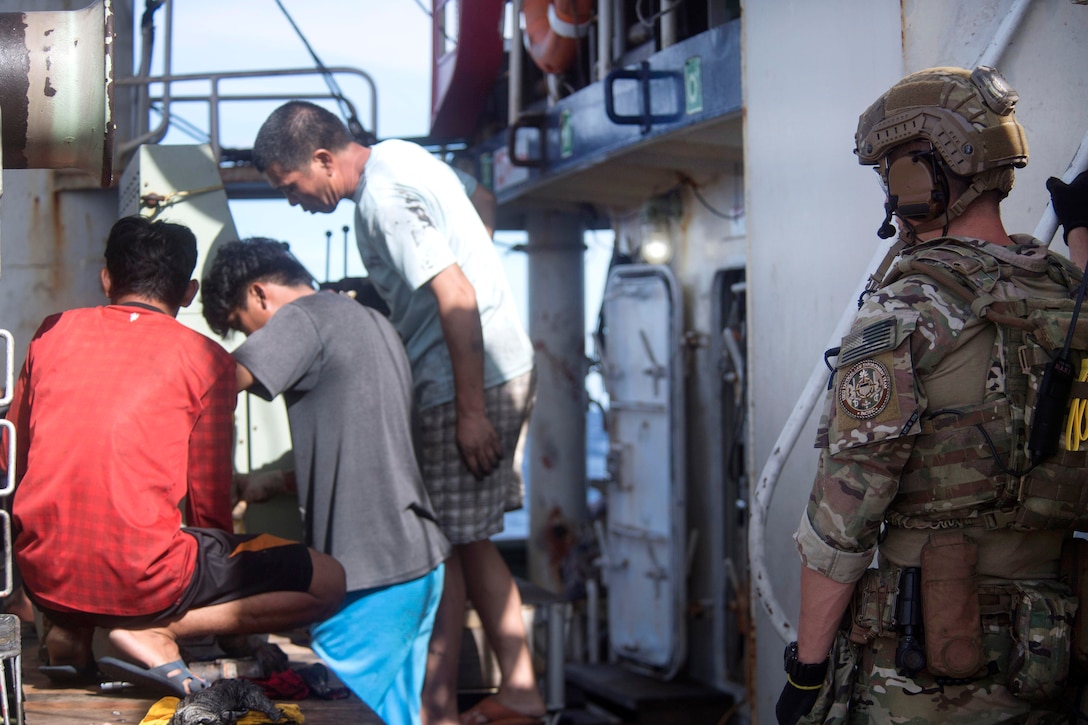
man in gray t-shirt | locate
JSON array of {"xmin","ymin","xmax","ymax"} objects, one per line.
[{"xmin": 201, "ymin": 238, "xmax": 449, "ymax": 725}]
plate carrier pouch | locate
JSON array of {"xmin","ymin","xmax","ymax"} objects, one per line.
[
  {"xmin": 848, "ymin": 567, "xmax": 901, "ymax": 645},
  {"xmin": 920, "ymin": 532, "xmax": 984, "ymax": 679},
  {"xmin": 1006, "ymin": 579, "xmax": 1077, "ymax": 703},
  {"xmin": 878, "ymin": 238, "xmax": 1088, "ymax": 531}
]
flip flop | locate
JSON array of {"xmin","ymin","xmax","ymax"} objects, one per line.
[
  {"xmin": 38, "ymin": 663, "xmax": 100, "ymax": 686},
  {"xmin": 97, "ymin": 656, "xmax": 209, "ymax": 698},
  {"xmin": 460, "ymin": 696, "xmax": 545, "ymax": 725}
]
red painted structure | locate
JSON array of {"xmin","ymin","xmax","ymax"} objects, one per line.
[{"xmin": 429, "ymin": 0, "xmax": 506, "ymax": 139}]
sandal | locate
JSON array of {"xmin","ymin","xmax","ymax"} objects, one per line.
[{"xmin": 98, "ymin": 656, "xmax": 209, "ymax": 697}]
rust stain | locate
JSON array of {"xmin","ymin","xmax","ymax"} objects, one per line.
[
  {"xmin": 50, "ymin": 189, "xmax": 67, "ymax": 293},
  {"xmin": 542, "ymin": 506, "xmax": 574, "ymax": 572},
  {"xmin": 530, "ymin": 339, "xmax": 583, "ymax": 393}
]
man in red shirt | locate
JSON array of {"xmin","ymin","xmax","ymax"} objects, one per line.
[{"xmin": 1, "ymin": 216, "xmax": 345, "ymax": 696}]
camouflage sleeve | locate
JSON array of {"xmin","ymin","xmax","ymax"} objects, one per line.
[{"xmin": 797, "ymin": 274, "xmax": 974, "ymax": 583}]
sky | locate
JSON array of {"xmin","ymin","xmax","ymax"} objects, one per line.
[
  {"xmin": 139, "ymin": 0, "xmax": 615, "ymax": 346},
  {"xmin": 142, "ymin": 0, "xmax": 434, "ymax": 279}
]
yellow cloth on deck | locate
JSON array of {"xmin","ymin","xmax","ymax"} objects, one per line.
[{"xmin": 139, "ymin": 696, "xmax": 304, "ymax": 724}]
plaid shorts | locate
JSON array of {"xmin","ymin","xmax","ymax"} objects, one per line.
[{"xmin": 418, "ymin": 371, "xmax": 535, "ymax": 544}]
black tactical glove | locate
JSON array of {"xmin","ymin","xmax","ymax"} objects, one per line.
[
  {"xmin": 1047, "ymin": 172, "xmax": 1088, "ymax": 243},
  {"xmin": 775, "ymin": 642, "xmax": 829, "ymax": 725}
]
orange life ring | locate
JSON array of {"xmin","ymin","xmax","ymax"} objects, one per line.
[{"xmin": 522, "ymin": 0, "xmax": 594, "ymax": 75}]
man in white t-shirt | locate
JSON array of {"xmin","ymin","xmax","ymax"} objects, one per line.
[{"xmin": 253, "ymin": 102, "xmax": 543, "ymax": 725}]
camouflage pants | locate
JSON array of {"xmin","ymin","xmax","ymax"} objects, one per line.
[{"xmin": 847, "ymin": 628, "xmax": 1078, "ymax": 724}]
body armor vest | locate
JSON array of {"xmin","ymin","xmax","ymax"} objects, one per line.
[{"xmin": 881, "ymin": 238, "xmax": 1088, "ymax": 531}]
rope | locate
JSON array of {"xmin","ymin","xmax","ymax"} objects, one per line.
[
  {"xmin": 1065, "ymin": 359, "xmax": 1088, "ymax": 452},
  {"xmin": 140, "ymin": 184, "xmax": 226, "ymax": 217}
]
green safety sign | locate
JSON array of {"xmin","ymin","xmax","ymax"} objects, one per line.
[
  {"xmin": 560, "ymin": 109, "xmax": 573, "ymax": 159},
  {"xmin": 685, "ymin": 56, "xmax": 703, "ymax": 115},
  {"xmin": 480, "ymin": 153, "xmax": 493, "ymax": 189}
]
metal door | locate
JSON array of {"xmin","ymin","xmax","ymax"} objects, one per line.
[{"xmin": 599, "ymin": 264, "xmax": 686, "ymax": 678}]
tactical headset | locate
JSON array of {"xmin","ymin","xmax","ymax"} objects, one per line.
[{"xmin": 878, "ymin": 149, "xmax": 951, "ymax": 234}]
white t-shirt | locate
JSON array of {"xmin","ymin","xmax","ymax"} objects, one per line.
[{"xmin": 353, "ymin": 139, "xmax": 535, "ymax": 410}]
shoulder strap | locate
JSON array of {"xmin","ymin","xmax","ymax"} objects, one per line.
[{"xmin": 879, "ymin": 238, "xmax": 1053, "ymax": 333}]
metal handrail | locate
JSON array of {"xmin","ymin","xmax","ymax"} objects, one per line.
[
  {"xmin": 0, "ymin": 331, "xmax": 11, "ymax": 408},
  {"xmin": 114, "ymin": 66, "xmax": 378, "ymax": 161},
  {"xmin": 0, "ymin": 422, "xmax": 12, "ymax": 499},
  {"xmin": 748, "ymin": 240, "xmax": 894, "ymax": 643}
]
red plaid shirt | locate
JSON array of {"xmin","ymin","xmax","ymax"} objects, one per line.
[{"xmin": 2, "ymin": 305, "xmax": 235, "ymax": 617}]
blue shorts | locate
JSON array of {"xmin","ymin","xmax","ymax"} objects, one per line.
[{"xmin": 311, "ymin": 564, "xmax": 444, "ymax": 725}]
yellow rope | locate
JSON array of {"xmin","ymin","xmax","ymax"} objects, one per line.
[{"xmin": 1064, "ymin": 358, "xmax": 1088, "ymax": 452}]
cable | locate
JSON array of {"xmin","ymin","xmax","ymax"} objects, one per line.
[
  {"xmin": 272, "ymin": 0, "xmax": 373, "ymax": 143},
  {"xmin": 1065, "ymin": 358, "xmax": 1088, "ymax": 452},
  {"xmin": 635, "ymin": 0, "xmax": 685, "ymax": 29},
  {"xmin": 679, "ymin": 176, "xmax": 745, "ymax": 221},
  {"xmin": 148, "ymin": 104, "xmax": 209, "ymax": 143}
]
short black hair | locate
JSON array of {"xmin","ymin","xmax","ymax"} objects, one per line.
[
  {"xmin": 200, "ymin": 237, "xmax": 316, "ymax": 337},
  {"xmin": 252, "ymin": 101, "xmax": 355, "ymax": 174},
  {"xmin": 104, "ymin": 215, "xmax": 198, "ymax": 309}
]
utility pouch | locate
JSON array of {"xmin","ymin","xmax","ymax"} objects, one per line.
[
  {"xmin": 1060, "ymin": 537, "xmax": 1088, "ymax": 668},
  {"xmin": 1007, "ymin": 580, "xmax": 1077, "ymax": 703},
  {"xmin": 920, "ymin": 532, "xmax": 984, "ymax": 679},
  {"xmin": 848, "ymin": 567, "xmax": 900, "ymax": 645}
]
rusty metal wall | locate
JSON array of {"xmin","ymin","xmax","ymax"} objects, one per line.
[{"xmin": 0, "ymin": 0, "xmax": 132, "ymax": 371}]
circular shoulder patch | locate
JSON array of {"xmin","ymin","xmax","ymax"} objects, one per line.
[{"xmin": 838, "ymin": 359, "xmax": 892, "ymax": 420}]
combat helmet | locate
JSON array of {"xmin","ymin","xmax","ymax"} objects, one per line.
[{"xmin": 855, "ymin": 66, "xmax": 1028, "ymax": 237}]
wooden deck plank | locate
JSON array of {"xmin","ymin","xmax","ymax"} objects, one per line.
[{"xmin": 18, "ymin": 625, "xmax": 385, "ymax": 725}]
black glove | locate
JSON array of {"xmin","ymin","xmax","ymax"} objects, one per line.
[
  {"xmin": 775, "ymin": 679, "xmax": 823, "ymax": 725},
  {"xmin": 776, "ymin": 642, "xmax": 829, "ymax": 725},
  {"xmin": 1047, "ymin": 172, "xmax": 1088, "ymax": 243}
]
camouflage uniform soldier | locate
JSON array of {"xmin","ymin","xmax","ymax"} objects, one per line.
[{"xmin": 777, "ymin": 67, "xmax": 1088, "ymax": 725}]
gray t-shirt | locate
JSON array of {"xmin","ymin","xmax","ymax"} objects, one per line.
[
  {"xmin": 353, "ymin": 139, "xmax": 535, "ymax": 410},
  {"xmin": 234, "ymin": 292, "xmax": 449, "ymax": 591}
]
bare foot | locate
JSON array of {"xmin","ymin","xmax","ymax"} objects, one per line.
[{"xmin": 107, "ymin": 627, "xmax": 182, "ymax": 669}]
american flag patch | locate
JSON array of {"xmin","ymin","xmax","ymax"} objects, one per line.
[{"xmin": 839, "ymin": 317, "xmax": 897, "ymax": 366}]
